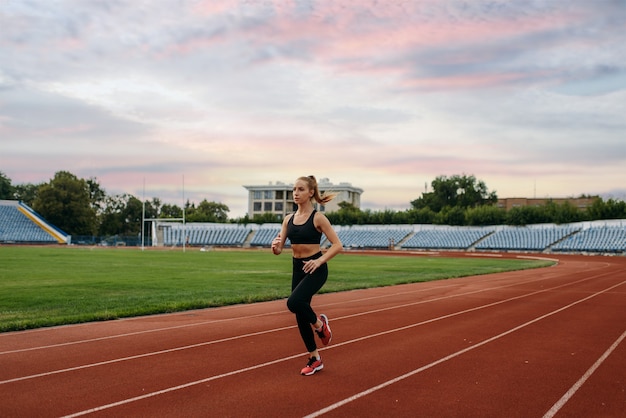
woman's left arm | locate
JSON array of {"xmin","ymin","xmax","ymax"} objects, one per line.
[
  {"xmin": 315, "ymin": 213, "xmax": 343, "ymax": 264},
  {"xmin": 302, "ymin": 213, "xmax": 343, "ymax": 274}
]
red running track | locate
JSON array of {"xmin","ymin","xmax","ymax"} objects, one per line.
[{"xmin": 1, "ymin": 253, "xmax": 625, "ymax": 417}]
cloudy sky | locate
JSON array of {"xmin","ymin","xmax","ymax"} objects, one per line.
[{"xmin": 1, "ymin": 0, "xmax": 625, "ymax": 217}]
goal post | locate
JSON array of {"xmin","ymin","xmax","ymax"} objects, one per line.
[
  {"xmin": 142, "ymin": 217, "xmax": 185, "ymax": 249},
  {"xmin": 140, "ymin": 175, "xmax": 187, "ymax": 251}
]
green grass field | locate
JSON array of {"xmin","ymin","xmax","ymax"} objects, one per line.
[{"xmin": 0, "ymin": 246, "xmax": 554, "ymax": 332}]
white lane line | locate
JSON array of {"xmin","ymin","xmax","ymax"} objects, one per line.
[
  {"xmin": 0, "ymin": 270, "xmax": 524, "ymax": 354},
  {"xmin": 330, "ymin": 271, "xmax": 614, "ymax": 323},
  {"xmin": 1, "ymin": 273, "xmax": 596, "ymax": 385},
  {"xmin": 303, "ymin": 280, "xmax": 626, "ymax": 418},
  {"xmin": 0, "ymin": 258, "xmax": 565, "ymax": 354},
  {"xmin": 0, "ymin": 280, "xmax": 485, "ymax": 355},
  {"xmin": 0, "ymin": 324, "xmax": 294, "ymax": 385},
  {"xmin": 0, "ymin": 309, "xmax": 286, "ymax": 355},
  {"xmin": 542, "ymin": 329, "xmax": 626, "ymax": 418},
  {"xmin": 60, "ymin": 352, "xmax": 305, "ymax": 418},
  {"xmin": 0, "ymin": 280, "xmax": 475, "ymax": 354},
  {"xmin": 60, "ymin": 279, "xmax": 626, "ymax": 418}
]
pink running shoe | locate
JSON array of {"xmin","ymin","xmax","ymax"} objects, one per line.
[
  {"xmin": 301, "ymin": 357, "xmax": 323, "ymax": 376},
  {"xmin": 316, "ymin": 314, "xmax": 332, "ymax": 346}
]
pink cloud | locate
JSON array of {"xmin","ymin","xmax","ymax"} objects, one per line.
[
  {"xmin": 190, "ymin": 0, "xmax": 238, "ymax": 16},
  {"xmin": 153, "ymin": 0, "xmax": 587, "ymax": 97},
  {"xmin": 400, "ymin": 72, "xmax": 530, "ymax": 91},
  {"xmin": 219, "ymin": 1, "xmax": 588, "ymax": 90}
]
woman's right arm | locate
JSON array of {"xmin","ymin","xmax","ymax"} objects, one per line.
[{"xmin": 271, "ymin": 216, "xmax": 290, "ymax": 255}]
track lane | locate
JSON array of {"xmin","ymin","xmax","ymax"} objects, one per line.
[
  {"xmin": 65, "ymin": 269, "xmax": 626, "ymax": 417},
  {"xmin": 305, "ymin": 279, "xmax": 626, "ymax": 417},
  {"xmin": 0, "ymin": 254, "xmax": 623, "ymax": 417},
  {"xmin": 0, "ymin": 257, "xmax": 598, "ymax": 385}
]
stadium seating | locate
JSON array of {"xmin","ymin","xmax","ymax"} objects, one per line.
[
  {"xmin": 160, "ymin": 223, "xmax": 253, "ymax": 247},
  {"xmin": 0, "ymin": 200, "xmax": 64, "ymax": 244},
  {"xmin": 402, "ymin": 227, "xmax": 492, "ymax": 250},
  {"xmin": 552, "ymin": 226, "xmax": 626, "ymax": 253},
  {"xmin": 474, "ymin": 225, "xmax": 578, "ymax": 252},
  {"xmin": 154, "ymin": 221, "xmax": 624, "ymax": 254},
  {"xmin": 335, "ymin": 227, "xmax": 412, "ymax": 249},
  {"xmin": 2, "ymin": 199, "xmax": 623, "ymax": 255},
  {"xmin": 249, "ymin": 226, "xmax": 283, "ymax": 247}
]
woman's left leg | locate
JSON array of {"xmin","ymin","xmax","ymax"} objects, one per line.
[{"xmin": 287, "ymin": 258, "xmax": 328, "ymax": 353}]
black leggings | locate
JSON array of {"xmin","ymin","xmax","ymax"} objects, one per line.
[{"xmin": 287, "ymin": 252, "xmax": 328, "ymax": 353}]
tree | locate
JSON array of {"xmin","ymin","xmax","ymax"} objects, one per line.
[
  {"xmin": 435, "ymin": 206, "xmax": 466, "ymax": 226},
  {"xmin": 99, "ymin": 194, "xmax": 126, "ymax": 236},
  {"xmin": 411, "ymin": 174, "xmax": 497, "ymax": 212},
  {"xmin": 369, "ymin": 209, "xmax": 396, "ymax": 224},
  {"xmin": 98, "ymin": 194, "xmax": 147, "ymax": 236},
  {"xmin": 251, "ymin": 212, "xmax": 282, "ymax": 223},
  {"xmin": 32, "ymin": 171, "xmax": 97, "ymax": 235},
  {"xmin": 160, "ymin": 203, "xmax": 183, "ymax": 219},
  {"xmin": 404, "ymin": 208, "xmax": 437, "ymax": 224},
  {"xmin": 144, "ymin": 197, "xmax": 161, "ymax": 218},
  {"xmin": 327, "ymin": 202, "xmax": 365, "ymax": 225},
  {"xmin": 337, "ymin": 201, "xmax": 359, "ymax": 212},
  {"xmin": 186, "ymin": 199, "xmax": 229, "ymax": 222},
  {"xmin": 122, "ymin": 196, "xmax": 144, "ymax": 234},
  {"xmin": 506, "ymin": 206, "xmax": 552, "ymax": 226},
  {"xmin": 0, "ymin": 171, "xmax": 13, "ymax": 199},
  {"xmin": 587, "ymin": 198, "xmax": 626, "ymax": 220},
  {"xmin": 465, "ymin": 205, "xmax": 507, "ymax": 226},
  {"xmin": 86, "ymin": 177, "xmax": 107, "ymax": 216},
  {"xmin": 544, "ymin": 200, "xmax": 586, "ymax": 224},
  {"xmin": 13, "ymin": 183, "xmax": 41, "ymax": 206}
]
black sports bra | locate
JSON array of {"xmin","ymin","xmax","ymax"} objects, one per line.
[{"xmin": 286, "ymin": 210, "xmax": 322, "ymax": 244}]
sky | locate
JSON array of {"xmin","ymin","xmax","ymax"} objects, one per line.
[{"xmin": 1, "ymin": 0, "xmax": 625, "ymax": 218}]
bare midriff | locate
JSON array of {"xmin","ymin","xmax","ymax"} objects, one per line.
[{"xmin": 291, "ymin": 243, "xmax": 321, "ymax": 259}]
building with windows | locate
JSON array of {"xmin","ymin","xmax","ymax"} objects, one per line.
[{"xmin": 244, "ymin": 178, "xmax": 363, "ymax": 218}]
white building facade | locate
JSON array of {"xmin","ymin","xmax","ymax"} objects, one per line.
[{"xmin": 243, "ymin": 178, "xmax": 363, "ymax": 218}]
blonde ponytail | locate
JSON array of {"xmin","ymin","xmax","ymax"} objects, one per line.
[{"xmin": 298, "ymin": 175, "xmax": 337, "ymax": 205}]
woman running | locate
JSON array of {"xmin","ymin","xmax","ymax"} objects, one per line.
[{"xmin": 271, "ymin": 175, "xmax": 343, "ymax": 375}]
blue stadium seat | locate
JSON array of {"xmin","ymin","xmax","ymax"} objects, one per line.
[{"xmin": 0, "ymin": 201, "xmax": 63, "ymax": 244}]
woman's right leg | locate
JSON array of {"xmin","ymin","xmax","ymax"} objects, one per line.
[{"xmin": 288, "ymin": 258, "xmax": 327, "ymax": 352}]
